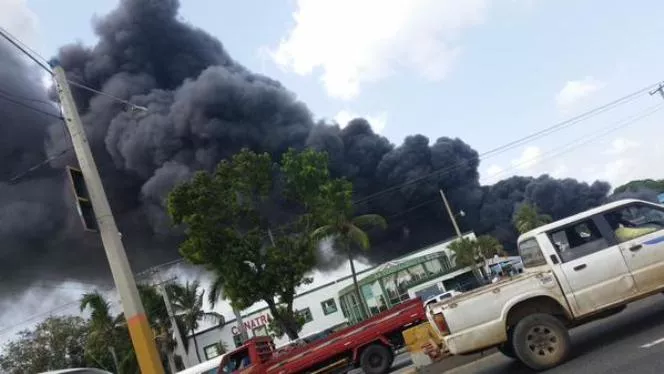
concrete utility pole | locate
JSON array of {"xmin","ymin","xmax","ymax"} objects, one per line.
[
  {"xmin": 439, "ymin": 189, "xmax": 463, "ymax": 238},
  {"xmin": 50, "ymin": 61, "xmax": 165, "ymax": 374}
]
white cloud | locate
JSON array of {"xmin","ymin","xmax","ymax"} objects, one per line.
[
  {"xmin": 486, "ymin": 164, "xmax": 504, "ymax": 177},
  {"xmin": 605, "ymin": 137, "xmax": 639, "ymax": 155},
  {"xmin": 512, "ymin": 145, "xmax": 541, "ymax": 170},
  {"xmin": 334, "ymin": 110, "xmax": 388, "ymax": 133},
  {"xmin": 270, "ymin": 0, "xmax": 489, "ymax": 99},
  {"xmin": 0, "ymin": 0, "xmax": 39, "ymax": 47},
  {"xmin": 555, "ymin": 76, "xmax": 604, "ymax": 111}
]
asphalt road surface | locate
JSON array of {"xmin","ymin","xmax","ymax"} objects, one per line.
[{"xmin": 442, "ymin": 295, "xmax": 664, "ymax": 374}]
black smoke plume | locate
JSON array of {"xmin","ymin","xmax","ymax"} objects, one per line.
[{"xmin": 0, "ymin": 0, "xmax": 613, "ymax": 297}]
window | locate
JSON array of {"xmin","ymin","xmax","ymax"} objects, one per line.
[
  {"xmin": 548, "ymin": 219, "xmax": 608, "ymax": 262},
  {"xmin": 518, "ymin": 238, "xmax": 546, "ymax": 267},
  {"xmin": 232, "ymin": 334, "xmax": 244, "ymax": 348},
  {"xmin": 204, "ymin": 343, "xmax": 223, "ymax": 360},
  {"xmin": 408, "ymin": 263, "xmax": 428, "ymax": 283},
  {"xmin": 440, "ymin": 254, "xmax": 452, "ymax": 270},
  {"xmin": 339, "ymin": 297, "xmax": 349, "ymax": 318},
  {"xmin": 297, "ymin": 307, "xmax": 314, "ymax": 323},
  {"xmin": 222, "ymin": 348, "xmax": 251, "ymax": 373},
  {"xmin": 252, "ymin": 325, "xmax": 268, "ymax": 337},
  {"xmin": 423, "ymin": 259, "xmax": 443, "ymax": 275},
  {"xmin": 604, "ymin": 203, "xmax": 664, "ymax": 243},
  {"xmin": 321, "ymin": 298, "xmax": 338, "ymax": 315}
]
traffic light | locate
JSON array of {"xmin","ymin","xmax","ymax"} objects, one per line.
[{"xmin": 66, "ymin": 166, "xmax": 98, "ymax": 231}]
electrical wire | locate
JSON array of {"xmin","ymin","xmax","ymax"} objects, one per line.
[
  {"xmin": 0, "ymin": 90, "xmax": 62, "ymax": 119},
  {"xmin": 352, "ymin": 82, "xmax": 663, "ymax": 206},
  {"xmin": 483, "ymin": 102, "xmax": 664, "ymax": 183},
  {"xmin": 0, "ymin": 26, "xmax": 53, "ymax": 74}
]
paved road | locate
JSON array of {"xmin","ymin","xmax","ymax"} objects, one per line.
[
  {"xmin": 348, "ymin": 351, "xmax": 413, "ymax": 373},
  {"xmin": 442, "ymin": 295, "xmax": 664, "ymax": 374}
]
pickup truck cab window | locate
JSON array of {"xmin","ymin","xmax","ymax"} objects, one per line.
[
  {"xmin": 518, "ymin": 238, "xmax": 546, "ymax": 268},
  {"xmin": 604, "ymin": 202, "xmax": 664, "ymax": 243},
  {"xmin": 548, "ymin": 218, "xmax": 609, "ymax": 263},
  {"xmin": 602, "ymin": 202, "xmax": 664, "ymax": 294}
]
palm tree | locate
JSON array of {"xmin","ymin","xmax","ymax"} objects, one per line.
[
  {"xmin": 449, "ymin": 237, "xmax": 481, "ymax": 277},
  {"xmin": 312, "ymin": 213, "xmax": 387, "ymax": 320},
  {"xmin": 80, "ymin": 291, "xmax": 126, "ymax": 372},
  {"xmin": 513, "ymin": 203, "xmax": 552, "ymax": 234},
  {"xmin": 208, "ymin": 271, "xmax": 248, "ymax": 344},
  {"xmin": 137, "ymin": 284, "xmax": 178, "ymax": 374},
  {"xmin": 449, "ymin": 235, "xmax": 505, "ymax": 282},
  {"xmin": 169, "ymin": 280, "xmax": 224, "ymax": 363}
]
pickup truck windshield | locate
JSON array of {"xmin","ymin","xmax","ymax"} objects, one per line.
[{"xmin": 518, "ymin": 238, "xmax": 546, "ymax": 267}]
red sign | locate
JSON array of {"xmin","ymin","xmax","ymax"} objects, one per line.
[{"xmin": 231, "ymin": 314, "xmax": 271, "ymax": 335}]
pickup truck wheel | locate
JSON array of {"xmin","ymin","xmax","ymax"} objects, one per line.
[
  {"xmin": 360, "ymin": 344, "xmax": 394, "ymax": 374},
  {"xmin": 512, "ymin": 313, "xmax": 570, "ymax": 371},
  {"xmin": 498, "ymin": 341, "xmax": 516, "ymax": 358}
]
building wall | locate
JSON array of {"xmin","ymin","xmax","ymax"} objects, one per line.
[
  {"xmin": 185, "ymin": 232, "xmax": 480, "ymax": 363},
  {"xmin": 185, "ymin": 272, "xmax": 362, "ymax": 363}
]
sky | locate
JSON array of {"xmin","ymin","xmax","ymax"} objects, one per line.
[{"xmin": 3, "ymin": 0, "xmax": 664, "ymax": 336}]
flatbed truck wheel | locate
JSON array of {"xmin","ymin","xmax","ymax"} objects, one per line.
[
  {"xmin": 512, "ymin": 313, "xmax": 571, "ymax": 371},
  {"xmin": 359, "ymin": 344, "xmax": 394, "ymax": 374}
]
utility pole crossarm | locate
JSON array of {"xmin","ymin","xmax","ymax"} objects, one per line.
[{"xmin": 50, "ymin": 60, "xmax": 165, "ymax": 374}]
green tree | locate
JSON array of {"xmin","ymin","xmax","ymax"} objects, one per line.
[
  {"xmin": 137, "ymin": 284, "xmax": 181, "ymax": 373},
  {"xmin": 168, "ymin": 280, "xmax": 224, "ymax": 363},
  {"xmin": 208, "ymin": 269, "xmax": 249, "ymax": 344},
  {"xmin": 79, "ymin": 291, "xmax": 135, "ymax": 373},
  {"xmin": 168, "ymin": 148, "xmax": 333, "ymax": 340},
  {"xmin": 0, "ymin": 315, "xmax": 88, "ymax": 374},
  {"xmin": 614, "ymin": 178, "xmax": 664, "ymax": 194},
  {"xmin": 449, "ymin": 235, "xmax": 505, "ymax": 281},
  {"xmin": 312, "ymin": 179, "xmax": 387, "ymax": 319},
  {"xmin": 513, "ymin": 203, "xmax": 552, "ymax": 234}
]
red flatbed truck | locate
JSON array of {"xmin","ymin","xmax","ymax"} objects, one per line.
[{"xmin": 217, "ymin": 298, "xmax": 427, "ymax": 374}]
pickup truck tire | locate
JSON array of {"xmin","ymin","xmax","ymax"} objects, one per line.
[
  {"xmin": 498, "ymin": 341, "xmax": 517, "ymax": 358},
  {"xmin": 359, "ymin": 344, "xmax": 394, "ymax": 374},
  {"xmin": 512, "ymin": 313, "xmax": 571, "ymax": 371}
]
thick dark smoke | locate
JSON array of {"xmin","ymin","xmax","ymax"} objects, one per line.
[{"xmin": 0, "ymin": 0, "xmax": 616, "ymax": 297}]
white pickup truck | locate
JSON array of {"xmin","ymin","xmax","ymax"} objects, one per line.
[{"xmin": 427, "ymin": 198, "xmax": 664, "ymax": 371}]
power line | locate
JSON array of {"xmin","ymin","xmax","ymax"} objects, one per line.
[
  {"xmin": 0, "ymin": 27, "xmax": 148, "ymax": 112},
  {"xmin": 352, "ymin": 81, "xmax": 662, "ymax": 206},
  {"xmin": 0, "ymin": 90, "xmax": 62, "ymax": 119},
  {"xmin": 483, "ymin": 102, "xmax": 664, "ymax": 183},
  {"xmin": 0, "ymin": 26, "xmax": 53, "ymax": 74}
]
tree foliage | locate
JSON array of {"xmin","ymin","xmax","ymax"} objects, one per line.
[
  {"xmin": 167, "ymin": 148, "xmax": 335, "ymax": 339},
  {"xmin": 614, "ymin": 179, "xmax": 664, "ymax": 194},
  {"xmin": 311, "ymin": 178, "xmax": 387, "ymax": 319},
  {"xmin": 168, "ymin": 280, "xmax": 224, "ymax": 363},
  {"xmin": 0, "ymin": 316, "xmax": 88, "ymax": 374},
  {"xmin": 512, "ymin": 203, "xmax": 552, "ymax": 234},
  {"xmin": 449, "ymin": 235, "xmax": 505, "ymax": 279}
]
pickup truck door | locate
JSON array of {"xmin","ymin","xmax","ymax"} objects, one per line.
[
  {"xmin": 600, "ymin": 202, "xmax": 664, "ymax": 294},
  {"xmin": 548, "ymin": 215, "xmax": 637, "ymax": 317}
]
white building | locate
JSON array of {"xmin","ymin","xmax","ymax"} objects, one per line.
[{"xmin": 185, "ymin": 231, "xmax": 509, "ymax": 362}]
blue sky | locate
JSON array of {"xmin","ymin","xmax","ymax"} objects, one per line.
[
  {"xmin": 9, "ymin": 0, "xmax": 664, "ymax": 188},
  {"xmin": 4, "ymin": 0, "xmax": 664, "ymax": 334}
]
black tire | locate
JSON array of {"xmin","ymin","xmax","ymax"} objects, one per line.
[
  {"xmin": 360, "ymin": 344, "xmax": 394, "ymax": 374},
  {"xmin": 512, "ymin": 313, "xmax": 571, "ymax": 371}
]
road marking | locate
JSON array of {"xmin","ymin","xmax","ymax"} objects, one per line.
[{"xmin": 640, "ymin": 337, "xmax": 664, "ymax": 348}]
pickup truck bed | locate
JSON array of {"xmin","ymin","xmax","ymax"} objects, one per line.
[{"xmin": 428, "ymin": 271, "xmax": 569, "ymax": 354}]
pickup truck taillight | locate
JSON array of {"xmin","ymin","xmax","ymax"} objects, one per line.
[{"xmin": 432, "ymin": 312, "xmax": 449, "ymax": 335}]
